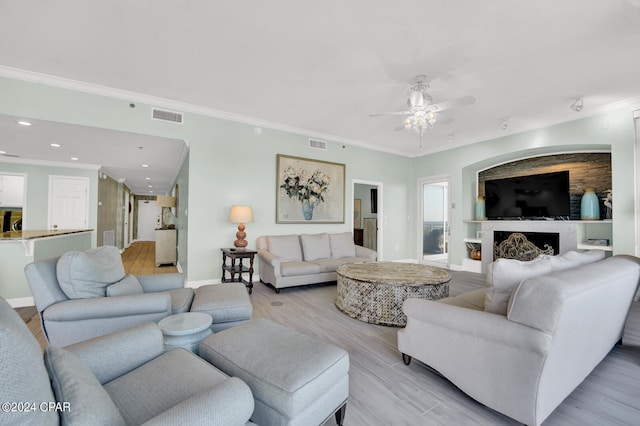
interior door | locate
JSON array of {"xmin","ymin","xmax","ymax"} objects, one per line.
[
  {"xmin": 48, "ymin": 176, "xmax": 89, "ymax": 230},
  {"xmin": 137, "ymin": 199, "xmax": 161, "ymax": 241},
  {"xmin": 420, "ymin": 178, "xmax": 449, "ymax": 266}
]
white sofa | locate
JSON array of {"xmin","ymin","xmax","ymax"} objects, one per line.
[
  {"xmin": 257, "ymin": 232, "xmax": 377, "ymax": 293},
  {"xmin": 398, "ymin": 252, "xmax": 640, "ymax": 426}
]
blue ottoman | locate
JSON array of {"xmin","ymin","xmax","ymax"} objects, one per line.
[
  {"xmin": 190, "ymin": 283, "xmax": 252, "ymax": 332},
  {"xmin": 199, "ymin": 319, "xmax": 349, "ymax": 426}
]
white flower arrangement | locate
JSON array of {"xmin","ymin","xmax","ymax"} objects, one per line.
[{"xmin": 280, "ymin": 166, "xmax": 331, "ymax": 207}]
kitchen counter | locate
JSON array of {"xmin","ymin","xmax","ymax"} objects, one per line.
[
  {"xmin": 0, "ymin": 229, "xmax": 94, "ymax": 301},
  {"xmin": 0, "ymin": 229, "xmax": 93, "ymax": 241}
]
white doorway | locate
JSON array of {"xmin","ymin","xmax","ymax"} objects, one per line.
[
  {"xmin": 353, "ymin": 180, "xmax": 383, "ymax": 259},
  {"xmin": 419, "ymin": 176, "xmax": 450, "ymax": 267},
  {"xmin": 48, "ymin": 176, "xmax": 89, "ymax": 230},
  {"xmin": 137, "ymin": 199, "xmax": 161, "ymax": 241}
]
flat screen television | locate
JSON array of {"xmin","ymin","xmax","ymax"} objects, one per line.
[{"xmin": 484, "ymin": 171, "xmax": 570, "ymax": 220}]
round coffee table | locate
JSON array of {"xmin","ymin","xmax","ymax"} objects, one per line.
[
  {"xmin": 157, "ymin": 312, "xmax": 213, "ymax": 354},
  {"xmin": 336, "ymin": 262, "xmax": 451, "ymax": 326}
]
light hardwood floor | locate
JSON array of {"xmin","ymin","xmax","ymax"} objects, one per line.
[
  {"xmin": 16, "ymin": 251, "xmax": 640, "ymax": 425},
  {"xmin": 252, "ymin": 273, "xmax": 640, "ymax": 426},
  {"xmin": 121, "ymin": 241, "xmax": 178, "ymax": 276}
]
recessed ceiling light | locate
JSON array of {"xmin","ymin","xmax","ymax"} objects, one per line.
[
  {"xmin": 142, "ymin": 164, "xmax": 149, "ymax": 168},
  {"xmin": 70, "ymin": 157, "xmax": 79, "ymax": 161},
  {"xmin": 50, "ymin": 143, "xmax": 61, "ymax": 148},
  {"xmin": 145, "ymin": 177, "xmax": 151, "ymax": 180},
  {"xmin": 148, "ymin": 185, "xmax": 153, "ymax": 188},
  {"xmin": 17, "ymin": 120, "xmax": 32, "ymax": 126},
  {"xmin": 0, "ymin": 150, "xmax": 5, "ymax": 154},
  {"xmin": 149, "ymin": 190, "xmax": 154, "ymax": 193}
]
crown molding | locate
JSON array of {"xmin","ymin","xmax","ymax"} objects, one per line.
[
  {"xmin": 0, "ymin": 155, "xmax": 101, "ymax": 170},
  {"xmin": 0, "ymin": 66, "xmax": 411, "ymax": 158}
]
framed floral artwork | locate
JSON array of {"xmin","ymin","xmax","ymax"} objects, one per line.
[{"xmin": 276, "ymin": 154, "xmax": 345, "ymax": 223}]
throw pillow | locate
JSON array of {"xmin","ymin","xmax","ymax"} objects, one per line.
[
  {"xmin": 484, "ymin": 256, "xmax": 553, "ymax": 315},
  {"xmin": 562, "ymin": 250, "xmax": 605, "ymax": 265},
  {"xmin": 539, "ymin": 254, "xmax": 580, "ymax": 272},
  {"xmin": 57, "ymin": 246, "xmax": 126, "ymax": 299},
  {"xmin": 267, "ymin": 235, "xmax": 303, "ymax": 262},
  {"xmin": 329, "ymin": 232, "xmax": 357, "ymax": 258},
  {"xmin": 300, "ymin": 233, "xmax": 331, "ymax": 261},
  {"xmin": 44, "ymin": 346, "xmax": 126, "ymax": 426},
  {"xmin": 106, "ymin": 275, "xmax": 144, "ymax": 297}
]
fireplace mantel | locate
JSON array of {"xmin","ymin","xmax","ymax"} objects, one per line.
[
  {"xmin": 478, "ymin": 221, "xmax": 577, "ymax": 272},
  {"xmin": 462, "ymin": 220, "xmax": 612, "ymax": 273}
]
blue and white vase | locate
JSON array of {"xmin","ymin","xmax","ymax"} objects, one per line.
[
  {"xmin": 302, "ymin": 200, "xmax": 314, "ymax": 220},
  {"xmin": 580, "ymin": 188, "xmax": 600, "ymax": 220}
]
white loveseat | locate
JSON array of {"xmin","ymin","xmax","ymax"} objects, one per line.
[
  {"xmin": 257, "ymin": 232, "xmax": 377, "ymax": 293},
  {"xmin": 398, "ymin": 252, "xmax": 640, "ymax": 426}
]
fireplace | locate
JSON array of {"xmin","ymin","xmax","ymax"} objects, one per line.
[
  {"xmin": 493, "ymin": 231, "xmax": 559, "ymax": 261},
  {"xmin": 478, "ymin": 221, "xmax": 578, "ymax": 272}
]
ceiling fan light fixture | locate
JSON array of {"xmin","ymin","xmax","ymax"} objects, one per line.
[{"xmin": 404, "ymin": 111, "xmax": 436, "ymax": 134}]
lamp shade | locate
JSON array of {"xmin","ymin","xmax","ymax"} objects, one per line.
[
  {"xmin": 156, "ymin": 196, "xmax": 176, "ymax": 208},
  {"xmin": 229, "ymin": 205, "xmax": 254, "ymax": 223}
]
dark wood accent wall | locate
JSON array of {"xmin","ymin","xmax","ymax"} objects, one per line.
[
  {"xmin": 478, "ymin": 153, "xmax": 612, "ymax": 219},
  {"xmin": 97, "ymin": 176, "xmax": 119, "ymax": 246}
]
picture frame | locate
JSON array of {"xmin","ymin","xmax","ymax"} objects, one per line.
[{"xmin": 276, "ymin": 154, "xmax": 345, "ymax": 224}]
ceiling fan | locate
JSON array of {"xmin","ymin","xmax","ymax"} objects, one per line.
[{"xmin": 370, "ymin": 75, "xmax": 476, "ymax": 138}]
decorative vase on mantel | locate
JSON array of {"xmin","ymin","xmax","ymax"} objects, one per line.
[
  {"xmin": 475, "ymin": 195, "xmax": 486, "ymax": 220},
  {"xmin": 302, "ymin": 200, "xmax": 314, "ymax": 220},
  {"xmin": 580, "ymin": 188, "xmax": 600, "ymax": 220}
]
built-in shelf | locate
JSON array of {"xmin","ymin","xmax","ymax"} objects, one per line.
[
  {"xmin": 461, "ymin": 258, "xmax": 482, "ymax": 273},
  {"xmin": 463, "ymin": 237, "xmax": 482, "ymax": 244},
  {"xmin": 577, "ymin": 243, "xmax": 613, "ymax": 252}
]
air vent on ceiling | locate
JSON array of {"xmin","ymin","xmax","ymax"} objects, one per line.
[
  {"xmin": 152, "ymin": 108, "xmax": 184, "ymax": 124},
  {"xmin": 309, "ymin": 139, "xmax": 327, "ymax": 150}
]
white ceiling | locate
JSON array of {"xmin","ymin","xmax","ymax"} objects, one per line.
[
  {"xmin": 0, "ymin": 115, "xmax": 187, "ymax": 194},
  {"xmin": 1, "ymin": 1, "xmax": 640, "ymax": 187}
]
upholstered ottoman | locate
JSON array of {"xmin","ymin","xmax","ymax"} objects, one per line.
[
  {"xmin": 199, "ymin": 319, "xmax": 349, "ymax": 426},
  {"xmin": 189, "ymin": 283, "xmax": 252, "ymax": 332}
]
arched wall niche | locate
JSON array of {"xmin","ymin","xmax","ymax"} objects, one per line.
[
  {"xmin": 461, "ymin": 144, "xmax": 612, "ymax": 220},
  {"xmin": 478, "ymin": 152, "xmax": 611, "ymax": 220}
]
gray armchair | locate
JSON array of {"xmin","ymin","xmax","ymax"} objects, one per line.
[
  {"xmin": 0, "ymin": 296, "xmax": 254, "ymax": 426},
  {"xmin": 24, "ymin": 246, "xmax": 194, "ymax": 346}
]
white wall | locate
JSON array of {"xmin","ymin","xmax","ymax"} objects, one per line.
[
  {"xmin": 0, "ymin": 76, "xmax": 414, "ymax": 290},
  {"xmin": 412, "ymin": 109, "xmax": 637, "ymax": 267}
]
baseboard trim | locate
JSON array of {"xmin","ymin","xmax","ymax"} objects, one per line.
[
  {"xmin": 186, "ymin": 279, "xmax": 220, "ymax": 289},
  {"xmin": 7, "ymin": 296, "xmax": 35, "ymax": 308},
  {"xmin": 186, "ymin": 274, "xmax": 261, "ymax": 289}
]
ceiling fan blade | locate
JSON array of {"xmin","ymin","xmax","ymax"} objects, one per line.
[
  {"xmin": 370, "ymin": 111, "xmax": 412, "ymax": 117},
  {"xmin": 435, "ymin": 114, "xmax": 454, "ymax": 125},
  {"xmin": 427, "ymin": 95, "xmax": 476, "ymax": 113}
]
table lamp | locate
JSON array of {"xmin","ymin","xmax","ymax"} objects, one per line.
[
  {"xmin": 156, "ymin": 196, "xmax": 177, "ymax": 228},
  {"xmin": 229, "ymin": 205, "xmax": 254, "ymax": 249}
]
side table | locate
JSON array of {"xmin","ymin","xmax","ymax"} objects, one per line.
[
  {"xmin": 157, "ymin": 312, "xmax": 213, "ymax": 355},
  {"xmin": 220, "ymin": 248, "xmax": 257, "ymax": 294}
]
